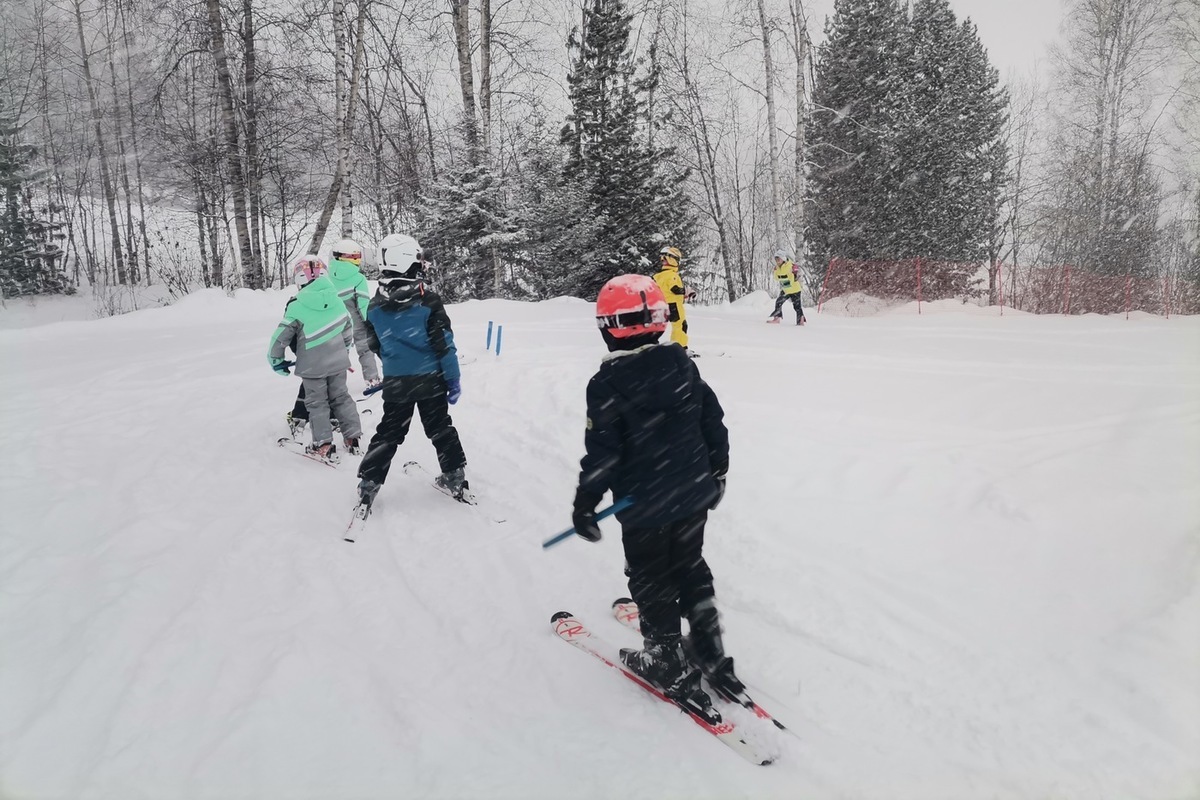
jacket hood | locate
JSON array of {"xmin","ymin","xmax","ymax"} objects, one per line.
[
  {"xmin": 600, "ymin": 343, "xmax": 694, "ymax": 413},
  {"xmin": 328, "ymin": 257, "xmax": 363, "ymax": 283},
  {"xmin": 375, "ymin": 280, "xmax": 424, "ymax": 310},
  {"xmin": 295, "ymin": 277, "xmax": 340, "ymax": 311}
]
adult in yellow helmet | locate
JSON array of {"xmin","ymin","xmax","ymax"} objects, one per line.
[
  {"xmin": 653, "ymin": 246, "xmax": 694, "ymax": 351},
  {"xmin": 766, "ymin": 249, "xmax": 807, "ymax": 325}
]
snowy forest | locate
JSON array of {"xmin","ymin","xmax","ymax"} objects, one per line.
[{"xmin": 1, "ymin": 0, "xmax": 1198, "ymax": 313}]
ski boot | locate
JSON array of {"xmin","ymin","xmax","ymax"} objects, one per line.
[
  {"xmin": 620, "ymin": 639, "xmax": 712, "ymax": 709},
  {"xmin": 766, "ymin": 316, "xmax": 781, "ymax": 324},
  {"xmin": 434, "ymin": 467, "xmax": 469, "ymax": 502},
  {"xmin": 305, "ymin": 441, "xmax": 339, "ymax": 464},
  {"xmin": 684, "ymin": 599, "xmax": 749, "ymax": 704},
  {"xmin": 797, "ymin": 316, "xmax": 807, "ymax": 326},
  {"xmin": 355, "ymin": 479, "xmax": 380, "ymax": 517},
  {"xmin": 286, "ymin": 412, "xmax": 307, "ymax": 439},
  {"xmin": 343, "ymin": 436, "xmax": 363, "ymax": 456}
]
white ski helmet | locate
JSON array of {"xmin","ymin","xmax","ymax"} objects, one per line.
[
  {"xmin": 774, "ymin": 248, "xmax": 792, "ymax": 262},
  {"xmin": 378, "ymin": 233, "xmax": 424, "ymax": 284},
  {"xmin": 331, "ymin": 238, "xmax": 363, "ymax": 262}
]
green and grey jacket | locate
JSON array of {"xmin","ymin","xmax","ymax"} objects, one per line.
[
  {"xmin": 267, "ymin": 277, "xmax": 353, "ymax": 378},
  {"xmin": 327, "ymin": 256, "xmax": 371, "ymax": 328}
]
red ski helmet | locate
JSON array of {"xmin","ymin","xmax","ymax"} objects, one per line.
[{"xmin": 595, "ymin": 274, "xmax": 670, "ymax": 339}]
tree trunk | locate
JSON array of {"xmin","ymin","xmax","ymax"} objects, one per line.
[
  {"xmin": 789, "ymin": 0, "xmax": 809, "ymax": 269},
  {"xmin": 242, "ymin": 0, "xmax": 264, "ymax": 270},
  {"xmin": 451, "ymin": 0, "xmax": 479, "ymax": 158},
  {"xmin": 117, "ymin": 3, "xmax": 152, "ymax": 286},
  {"xmin": 102, "ymin": 3, "xmax": 138, "ymax": 284},
  {"xmin": 756, "ymin": 0, "xmax": 784, "ymax": 248},
  {"xmin": 307, "ymin": 0, "xmax": 369, "ymax": 253},
  {"xmin": 204, "ymin": 0, "xmax": 261, "ymax": 287},
  {"xmin": 73, "ymin": 0, "xmax": 127, "ymax": 285}
]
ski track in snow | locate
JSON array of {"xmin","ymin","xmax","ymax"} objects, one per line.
[{"xmin": 1, "ymin": 290, "xmax": 1198, "ymax": 799}]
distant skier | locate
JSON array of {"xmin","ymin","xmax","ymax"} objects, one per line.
[
  {"xmin": 767, "ymin": 249, "xmax": 807, "ymax": 325},
  {"xmin": 285, "ymin": 238, "xmax": 380, "ymax": 438},
  {"xmin": 653, "ymin": 245, "xmax": 695, "ymax": 354},
  {"xmin": 268, "ymin": 255, "xmax": 363, "ymax": 461},
  {"xmin": 571, "ymin": 273, "xmax": 744, "ymax": 705},
  {"xmin": 356, "ymin": 234, "xmax": 468, "ymax": 510}
]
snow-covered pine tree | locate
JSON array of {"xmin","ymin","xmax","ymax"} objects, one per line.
[
  {"xmin": 808, "ymin": 0, "xmax": 911, "ymax": 266},
  {"xmin": 0, "ymin": 91, "xmax": 69, "ymax": 298},
  {"xmin": 897, "ymin": 0, "xmax": 1007, "ymax": 277},
  {"xmin": 560, "ymin": 0, "xmax": 694, "ymax": 298},
  {"xmin": 416, "ymin": 153, "xmax": 519, "ymax": 302}
]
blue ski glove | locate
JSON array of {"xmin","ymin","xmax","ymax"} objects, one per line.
[
  {"xmin": 270, "ymin": 357, "xmax": 292, "ymax": 377},
  {"xmin": 446, "ymin": 378, "xmax": 462, "ymax": 405}
]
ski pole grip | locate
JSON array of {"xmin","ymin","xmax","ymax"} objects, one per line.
[
  {"xmin": 363, "ymin": 383, "xmax": 383, "ymax": 397},
  {"xmin": 541, "ymin": 497, "xmax": 634, "ymax": 549}
]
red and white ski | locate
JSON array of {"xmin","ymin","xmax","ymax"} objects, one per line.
[
  {"xmin": 550, "ymin": 611, "xmax": 771, "ymax": 766},
  {"xmin": 277, "ymin": 437, "xmax": 339, "ymax": 468},
  {"xmin": 611, "ymin": 598, "xmax": 794, "ymax": 734}
]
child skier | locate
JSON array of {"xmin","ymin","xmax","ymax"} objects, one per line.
[
  {"xmin": 356, "ymin": 233, "xmax": 468, "ymax": 510},
  {"xmin": 285, "ymin": 238, "xmax": 379, "ymax": 438},
  {"xmin": 268, "ymin": 255, "xmax": 363, "ymax": 461},
  {"xmin": 653, "ymin": 245, "xmax": 694, "ymax": 353},
  {"xmin": 767, "ymin": 248, "xmax": 807, "ymax": 325},
  {"xmin": 571, "ymin": 273, "xmax": 744, "ymax": 706}
]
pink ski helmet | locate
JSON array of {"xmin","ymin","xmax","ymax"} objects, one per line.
[{"xmin": 292, "ymin": 254, "xmax": 328, "ymax": 287}]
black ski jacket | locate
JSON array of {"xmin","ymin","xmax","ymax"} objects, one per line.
[{"xmin": 576, "ymin": 342, "xmax": 729, "ymax": 527}]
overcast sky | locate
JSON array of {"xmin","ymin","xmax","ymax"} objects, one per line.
[{"xmin": 802, "ymin": 0, "xmax": 1067, "ymax": 80}]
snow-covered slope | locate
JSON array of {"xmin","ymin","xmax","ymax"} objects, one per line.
[{"xmin": 2, "ymin": 290, "xmax": 1198, "ymax": 799}]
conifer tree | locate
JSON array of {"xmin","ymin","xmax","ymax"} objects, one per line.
[
  {"xmin": 0, "ymin": 91, "xmax": 68, "ymax": 298},
  {"xmin": 560, "ymin": 0, "xmax": 693, "ymax": 297},
  {"xmin": 809, "ymin": 0, "xmax": 1008, "ymax": 280},
  {"xmin": 899, "ymin": 0, "xmax": 1007, "ymax": 263},
  {"xmin": 809, "ymin": 0, "xmax": 911, "ymax": 264}
]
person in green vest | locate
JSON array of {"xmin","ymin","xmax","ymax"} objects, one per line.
[
  {"xmin": 285, "ymin": 238, "xmax": 380, "ymax": 437},
  {"xmin": 269, "ymin": 255, "xmax": 362, "ymax": 461},
  {"xmin": 766, "ymin": 249, "xmax": 807, "ymax": 325}
]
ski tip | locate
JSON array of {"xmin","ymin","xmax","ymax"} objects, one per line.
[
  {"xmin": 550, "ymin": 611, "xmax": 574, "ymax": 623},
  {"xmin": 612, "ymin": 597, "xmax": 633, "ymax": 607}
]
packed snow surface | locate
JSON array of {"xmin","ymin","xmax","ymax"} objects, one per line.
[{"xmin": 2, "ymin": 290, "xmax": 1198, "ymax": 799}]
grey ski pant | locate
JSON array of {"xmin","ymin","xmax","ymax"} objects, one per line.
[{"xmin": 301, "ymin": 372, "xmax": 362, "ymax": 445}]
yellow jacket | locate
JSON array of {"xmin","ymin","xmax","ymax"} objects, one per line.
[
  {"xmin": 774, "ymin": 259, "xmax": 803, "ymax": 295},
  {"xmin": 654, "ymin": 267, "xmax": 688, "ymax": 306}
]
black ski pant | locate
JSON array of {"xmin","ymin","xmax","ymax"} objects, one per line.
[
  {"xmin": 621, "ymin": 510, "xmax": 715, "ymax": 648},
  {"xmin": 771, "ymin": 291, "xmax": 805, "ymax": 322},
  {"xmin": 358, "ymin": 389, "xmax": 465, "ymax": 486}
]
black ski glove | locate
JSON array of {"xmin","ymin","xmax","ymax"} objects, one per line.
[
  {"xmin": 572, "ymin": 489, "xmax": 603, "ymax": 543},
  {"xmin": 710, "ymin": 471, "xmax": 727, "ymax": 511}
]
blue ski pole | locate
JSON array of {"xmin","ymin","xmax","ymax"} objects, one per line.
[{"xmin": 542, "ymin": 497, "xmax": 634, "ymax": 549}]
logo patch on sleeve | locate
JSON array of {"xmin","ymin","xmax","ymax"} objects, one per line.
[{"xmin": 586, "ymin": 417, "xmax": 593, "ymax": 430}]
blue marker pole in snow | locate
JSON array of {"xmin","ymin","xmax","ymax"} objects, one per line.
[
  {"xmin": 486, "ymin": 320, "xmax": 494, "ymax": 350},
  {"xmin": 495, "ymin": 325, "xmax": 503, "ymax": 356},
  {"xmin": 541, "ymin": 497, "xmax": 634, "ymax": 549}
]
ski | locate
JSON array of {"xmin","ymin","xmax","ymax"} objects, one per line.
[
  {"xmin": 611, "ymin": 597, "xmax": 792, "ymax": 734},
  {"xmin": 343, "ymin": 500, "xmax": 371, "ymax": 543},
  {"xmin": 550, "ymin": 612, "xmax": 771, "ymax": 766},
  {"xmin": 277, "ymin": 437, "xmax": 340, "ymax": 468},
  {"xmin": 401, "ymin": 460, "xmax": 477, "ymax": 505}
]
